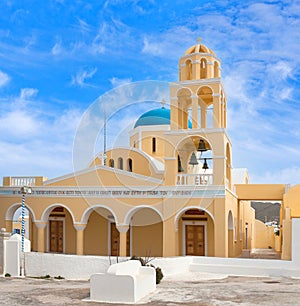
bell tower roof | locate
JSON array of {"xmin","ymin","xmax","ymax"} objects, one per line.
[{"xmin": 184, "ymin": 38, "xmax": 216, "ymax": 56}]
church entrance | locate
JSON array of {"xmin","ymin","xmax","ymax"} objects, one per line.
[
  {"xmin": 49, "ymin": 219, "xmax": 64, "ymax": 253},
  {"xmin": 184, "ymin": 222, "xmax": 206, "ymax": 256}
]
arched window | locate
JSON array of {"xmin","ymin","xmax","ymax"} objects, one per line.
[
  {"xmin": 152, "ymin": 137, "xmax": 156, "ymax": 153},
  {"xmin": 185, "ymin": 59, "xmax": 192, "ymax": 80},
  {"xmin": 200, "ymin": 58, "xmax": 207, "ymax": 79},
  {"xmin": 127, "ymin": 158, "xmax": 133, "ymax": 172},
  {"xmin": 109, "ymin": 159, "xmax": 114, "ymax": 168},
  {"xmin": 118, "ymin": 157, "xmax": 123, "ymax": 170},
  {"xmin": 177, "ymin": 155, "xmax": 183, "ymax": 172}
]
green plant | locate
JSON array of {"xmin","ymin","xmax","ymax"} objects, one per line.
[{"xmin": 4, "ymin": 273, "xmax": 11, "ymax": 277}]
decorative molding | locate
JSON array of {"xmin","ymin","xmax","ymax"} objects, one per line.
[
  {"xmin": 116, "ymin": 224, "xmax": 129, "ymax": 233},
  {"xmin": 164, "ymin": 157, "xmax": 176, "ymax": 161},
  {"xmin": 34, "ymin": 221, "xmax": 47, "ymax": 229},
  {"xmin": 212, "ymin": 93, "xmax": 220, "ymax": 97},
  {"xmin": 0, "ymin": 186, "xmax": 226, "ymax": 199},
  {"xmin": 73, "ymin": 223, "xmax": 87, "ymax": 231}
]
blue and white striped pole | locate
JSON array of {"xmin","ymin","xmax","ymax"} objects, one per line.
[{"xmin": 21, "ymin": 192, "xmax": 25, "ymax": 253}]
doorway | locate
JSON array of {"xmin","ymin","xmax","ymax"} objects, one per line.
[
  {"xmin": 49, "ymin": 219, "xmax": 64, "ymax": 253},
  {"xmin": 183, "ymin": 222, "xmax": 206, "ymax": 256}
]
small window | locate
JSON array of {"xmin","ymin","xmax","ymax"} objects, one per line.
[
  {"xmin": 152, "ymin": 137, "xmax": 156, "ymax": 153},
  {"xmin": 118, "ymin": 157, "xmax": 123, "ymax": 170},
  {"xmin": 127, "ymin": 158, "xmax": 133, "ymax": 172},
  {"xmin": 109, "ymin": 159, "xmax": 114, "ymax": 168}
]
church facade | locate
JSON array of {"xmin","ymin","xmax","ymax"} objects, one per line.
[{"xmin": 0, "ymin": 40, "xmax": 298, "ymax": 259}]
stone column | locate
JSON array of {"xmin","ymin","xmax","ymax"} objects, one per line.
[
  {"xmin": 162, "ymin": 217, "xmax": 177, "ymax": 256},
  {"xmin": 213, "ymin": 93, "xmax": 221, "ymax": 128},
  {"xmin": 0, "ymin": 228, "xmax": 10, "ymax": 274},
  {"xmin": 74, "ymin": 223, "xmax": 86, "ymax": 255},
  {"xmin": 191, "ymin": 95, "xmax": 199, "ymax": 129},
  {"xmin": 199, "ymin": 100, "xmax": 207, "ymax": 128},
  {"xmin": 117, "ymin": 225, "xmax": 129, "ymax": 257},
  {"xmin": 35, "ymin": 221, "xmax": 47, "ymax": 253}
]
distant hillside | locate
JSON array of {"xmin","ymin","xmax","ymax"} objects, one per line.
[{"xmin": 251, "ymin": 202, "xmax": 281, "ymax": 224}]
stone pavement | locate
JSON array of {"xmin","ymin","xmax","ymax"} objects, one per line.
[{"xmin": 1, "ymin": 272, "xmax": 300, "ymax": 305}]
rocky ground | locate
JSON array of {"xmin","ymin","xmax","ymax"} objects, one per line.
[{"xmin": 1, "ymin": 273, "xmax": 300, "ymax": 305}]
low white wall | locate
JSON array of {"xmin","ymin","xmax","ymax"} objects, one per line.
[
  {"xmin": 24, "ymin": 219, "xmax": 300, "ymax": 280},
  {"xmin": 25, "ymin": 253, "xmax": 127, "ymax": 280}
]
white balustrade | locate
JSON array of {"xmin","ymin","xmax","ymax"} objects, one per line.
[
  {"xmin": 10, "ymin": 177, "xmax": 36, "ymax": 187},
  {"xmin": 176, "ymin": 173, "xmax": 213, "ymax": 186}
]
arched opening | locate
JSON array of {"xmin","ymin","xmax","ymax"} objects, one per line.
[
  {"xmin": 176, "ymin": 135, "xmax": 213, "ymax": 185},
  {"xmin": 185, "ymin": 59, "xmax": 192, "ymax": 80},
  {"xmin": 177, "ymin": 88, "xmax": 192, "ymax": 129},
  {"xmin": 214, "ymin": 61, "xmax": 220, "ymax": 78},
  {"xmin": 42, "ymin": 205, "xmax": 76, "ymax": 254},
  {"xmin": 83, "ymin": 206, "xmax": 118, "ymax": 256},
  {"xmin": 118, "ymin": 157, "xmax": 123, "ymax": 170},
  {"xmin": 228, "ymin": 210, "xmax": 234, "ymax": 257},
  {"xmin": 127, "ymin": 158, "xmax": 133, "ymax": 172},
  {"xmin": 200, "ymin": 58, "xmax": 207, "ymax": 79},
  {"xmin": 176, "ymin": 207, "xmax": 215, "ymax": 256},
  {"xmin": 197, "ymin": 86, "xmax": 213, "ymax": 128},
  {"xmin": 226, "ymin": 143, "xmax": 232, "ymax": 189},
  {"xmin": 109, "ymin": 159, "xmax": 114, "ymax": 167},
  {"xmin": 127, "ymin": 207, "xmax": 163, "ymax": 257},
  {"xmin": 6, "ymin": 203, "xmax": 36, "ymax": 251}
]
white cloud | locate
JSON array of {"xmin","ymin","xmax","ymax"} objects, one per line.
[
  {"xmin": 51, "ymin": 41, "xmax": 63, "ymax": 56},
  {"xmin": 0, "ymin": 70, "xmax": 10, "ymax": 88},
  {"xmin": 109, "ymin": 77, "xmax": 132, "ymax": 88},
  {"xmin": 20, "ymin": 88, "xmax": 38, "ymax": 100},
  {"xmin": 71, "ymin": 68, "xmax": 97, "ymax": 87}
]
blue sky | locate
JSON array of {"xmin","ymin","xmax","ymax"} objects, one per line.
[{"xmin": 0, "ymin": 0, "xmax": 300, "ymax": 185}]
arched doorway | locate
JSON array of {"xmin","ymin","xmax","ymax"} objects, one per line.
[
  {"xmin": 176, "ymin": 207, "xmax": 215, "ymax": 256},
  {"xmin": 6, "ymin": 203, "xmax": 36, "ymax": 251},
  {"xmin": 228, "ymin": 210, "xmax": 234, "ymax": 257},
  {"xmin": 42, "ymin": 204, "xmax": 76, "ymax": 254}
]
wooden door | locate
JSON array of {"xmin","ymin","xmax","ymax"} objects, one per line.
[
  {"xmin": 185, "ymin": 225, "xmax": 205, "ymax": 256},
  {"xmin": 110, "ymin": 223, "xmax": 119, "ymax": 256},
  {"xmin": 110, "ymin": 223, "xmax": 131, "ymax": 256},
  {"xmin": 49, "ymin": 220, "xmax": 64, "ymax": 253}
]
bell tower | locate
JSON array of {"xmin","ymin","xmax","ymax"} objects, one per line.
[{"xmin": 165, "ymin": 38, "xmax": 232, "ymax": 188}]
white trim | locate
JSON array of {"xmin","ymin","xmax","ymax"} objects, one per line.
[
  {"xmin": 80, "ymin": 205, "xmax": 119, "ymax": 225},
  {"xmin": 123, "ymin": 205, "xmax": 163, "ymax": 226},
  {"xmin": 5, "ymin": 202, "xmax": 36, "ymax": 222},
  {"xmin": 44, "ymin": 163, "xmax": 163, "ymax": 186},
  {"xmin": 129, "ymin": 124, "xmax": 170, "ymax": 136},
  {"xmin": 47, "ymin": 217, "xmax": 65, "ymax": 254},
  {"xmin": 41, "ymin": 203, "xmax": 76, "ymax": 224},
  {"xmin": 182, "ymin": 220, "xmax": 208, "ymax": 256}
]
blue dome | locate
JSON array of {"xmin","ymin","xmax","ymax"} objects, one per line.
[
  {"xmin": 134, "ymin": 108, "xmax": 171, "ymax": 128},
  {"xmin": 134, "ymin": 107, "xmax": 192, "ymax": 128}
]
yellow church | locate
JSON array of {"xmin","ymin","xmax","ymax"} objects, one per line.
[{"xmin": 0, "ymin": 40, "xmax": 298, "ymax": 260}]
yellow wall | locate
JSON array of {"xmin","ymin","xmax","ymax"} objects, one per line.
[
  {"xmin": 84, "ymin": 211, "xmax": 108, "ymax": 255},
  {"xmin": 253, "ymin": 219, "xmax": 275, "ymax": 249}
]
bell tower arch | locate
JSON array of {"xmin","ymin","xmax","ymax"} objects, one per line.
[{"xmin": 165, "ymin": 38, "xmax": 232, "ymax": 188}]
